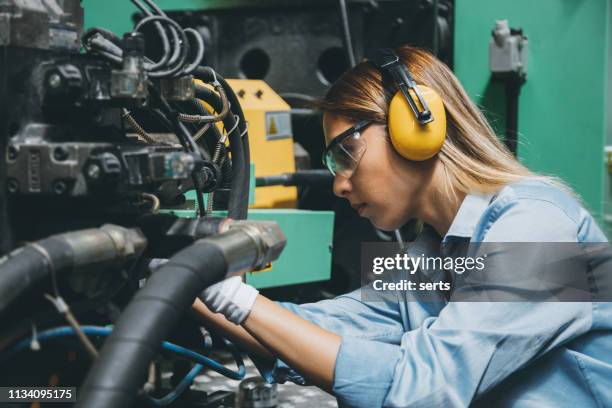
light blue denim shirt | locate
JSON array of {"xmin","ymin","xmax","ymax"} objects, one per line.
[{"xmin": 255, "ymin": 178, "xmax": 612, "ymax": 407}]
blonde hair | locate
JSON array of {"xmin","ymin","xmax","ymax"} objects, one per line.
[{"xmin": 316, "ymin": 45, "xmax": 560, "ymax": 199}]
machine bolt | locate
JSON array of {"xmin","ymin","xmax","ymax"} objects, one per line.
[
  {"xmin": 52, "ymin": 181, "xmax": 68, "ymax": 195},
  {"xmin": 7, "ymin": 145, "xmax": 18, "ymax": 160},
  {"xmin": 48, "ymin": 73, "xmax": 62, "ymax": 88},
  {"xmin": 87, "ymin": 163, "xmax": 101, "ymax": 180},
  {"xmin": 7, "ymin": 179, "xmax": 19, "ymax": 193},
  {"xmin": 53, "ymin": 146, "xmax": 70, "ymax": 161},
  {"xmin": 255, "ymin": 89, "xmax": 263, "ymax": 99}
]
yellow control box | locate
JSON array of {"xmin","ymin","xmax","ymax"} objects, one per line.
[{"xmin": 225, "ymin": 79, "xmax": 297, "ymax": 209}]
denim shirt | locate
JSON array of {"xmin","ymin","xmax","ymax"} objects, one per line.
[{"xmin": 255, "ymin": 178, "xmax": 612, "ymax": 407}]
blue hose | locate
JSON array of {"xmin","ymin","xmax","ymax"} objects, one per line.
[
  {"xmin": 147, "ymin": 363, "xmax": 204, "ymax": 406},
  {"xmin": 0, "ymin": 325, "xmax": 246, "ymax": 406}
]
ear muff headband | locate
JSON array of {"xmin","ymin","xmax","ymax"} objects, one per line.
[{"xmin": 371, "ymin": 49, "xmax": 446, "ymax": 161}]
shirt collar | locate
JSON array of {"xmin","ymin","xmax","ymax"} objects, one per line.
[{"xmin": 443, "ymin": 191, "xmax": 495, "ymax": 242}]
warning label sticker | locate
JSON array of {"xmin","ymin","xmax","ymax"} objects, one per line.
[{"xmin": 265, "ymin": 111, "xmax": 292, "ymax": 141}]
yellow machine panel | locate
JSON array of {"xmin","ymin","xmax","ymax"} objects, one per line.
[{"xmin": 225, "ymin": 79, "xmax": 297, "ymax": 209}]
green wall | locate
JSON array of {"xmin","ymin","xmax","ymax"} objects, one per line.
[{"xmin": 454, "ymin": 0, "xmax": 611, "ymax": 232}]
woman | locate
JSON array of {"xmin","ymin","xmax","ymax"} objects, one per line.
[{"xmin": 192, "ymin": 46, "xmax": 611, "ymax": 407}]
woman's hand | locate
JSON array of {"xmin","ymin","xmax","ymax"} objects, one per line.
[{"xmin": 198, "ymin": 276, "xmax": 259, "ymax": 325}]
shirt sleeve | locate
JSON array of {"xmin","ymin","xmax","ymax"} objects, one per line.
[
  {"xmin": 332, "ymin": 198, "xmax": 594, "ymax": 407},
  {"xmin": 252, "ymin": 285, "xmax": 407, "ymax": 384},
  {"xmin": 253, "ymin": 224, "xmax": 444, "ymax": 385}
]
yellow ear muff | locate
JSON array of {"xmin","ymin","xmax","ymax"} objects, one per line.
[{"xmin": 387, "ymin": 85, "xmax": 446, "ymax": 161}]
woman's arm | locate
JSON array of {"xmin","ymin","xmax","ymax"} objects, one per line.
[
  {"xmin": 193, "ymin": 281, "xmax": 407, "ymax": 387},
  {"xmin": 243, "ymin": 296, "xmax": 341, "ymax": 392},
  {"xmin": 191, "ymin": 298, "xmax": 274, "ymax": 361},
  {"xmin": 193, "ymin": 296, "xmax": 341, "ymax": 392}
]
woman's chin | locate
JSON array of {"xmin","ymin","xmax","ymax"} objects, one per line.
[{"xmin": 370, "ymin": 216, "xmax": 401, "ymax": 232}]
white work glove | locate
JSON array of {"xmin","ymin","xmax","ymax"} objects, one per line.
[{"xmin": 199, "ymin": 276, "xmax": 259, "ymax": 325}]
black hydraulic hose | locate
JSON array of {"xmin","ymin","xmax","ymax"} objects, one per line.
[
  {"xmin": 0, "ymin": 243, "xmax": 69, "ymax": 316},
  {"xmin": 0, "ymin": 226, "xmax": 146, "ymax": 317},
  {"xmin": 194, "ymin": 67, "xmax": 250, "ymax": 220},
  {"xmin": 136, "ymin": 213, "xmax": 232, "ymax": 257},
  {"xmin": 77, "ymin": 242, "xmax": 227, "ymax": 408},
  {"xmin": 77, "ymin": 222, "xmax": 286, "ymax": 408},
  {"xmin": 195, "ymin": 84, "xmax": 223, "ymax": 112},
  {"xmin": 218, "ymin": 145, "xmax": 232, "ymax": 188}
]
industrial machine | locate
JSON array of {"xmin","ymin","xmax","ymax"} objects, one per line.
[{"xmin": 0, "ymin": 1, "xmax": 288, "ymax": 406}]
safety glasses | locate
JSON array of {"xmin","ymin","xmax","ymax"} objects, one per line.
[{"xmin": 322, "ymin": 120, "xmax": 373, "ymax": 177}]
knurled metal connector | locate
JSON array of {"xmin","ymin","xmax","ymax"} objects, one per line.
[{"xmin": 227, "ymin": 220, "xmax": 286, "ymax": 271}]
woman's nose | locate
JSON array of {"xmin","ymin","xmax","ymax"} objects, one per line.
[{"xmin": 332, "ymin": 174, "xmax": 352, "ymax": 198}]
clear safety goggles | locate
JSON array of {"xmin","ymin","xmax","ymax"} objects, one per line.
[{"xmin": 322, "ymin": 120, "xmax": 372, "ymax": 178}]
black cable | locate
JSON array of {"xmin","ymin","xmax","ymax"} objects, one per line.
[
  {"xmin": 194, "ymin": 68, "xmax": 250, "ymax": 220},
  {"xmin": 87, "ymin": 1, "xmax": 205, "ymax": 77},
  {"xmin": 148, "ymin": 84, "xmax": 207, "ymax": 159},
  {"xmin": 182, "ymin": 28, "xmax": 205, "ymax": 75},
  {"xmin": 195, "ymin": 84, "xmax": 223, "ymax": 110},
  {"xmin": 504, "ymin": 79, "xmax": 521, "ymax": 155},
  {"xmin": 190, "ymin": 99, "xmax": 223, "ymax": 146},
  {"xmin": 179, "ymin": 83, "xmax": 230, "ymax": 123},
  {"xmin": 190, "ymin": 91, "xmax": 232, "ymax": 192},
  {"xmin": 134, "ymin": 15, "xmax": 189, "ymax": 78},
  {"xmin": 148, "ymin": 84, "xmax": 209, "ymax": 216},
  {"xmin": 338, "ymin": 0, "xmax": 356, "ymax": 67},
  {"xmin": 130, "ymin": 0, "xmax": 172, "ymax": 71},
  {"xmin": 140, "ymin": 0, "xmax": 184, "ymax": 72}
]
